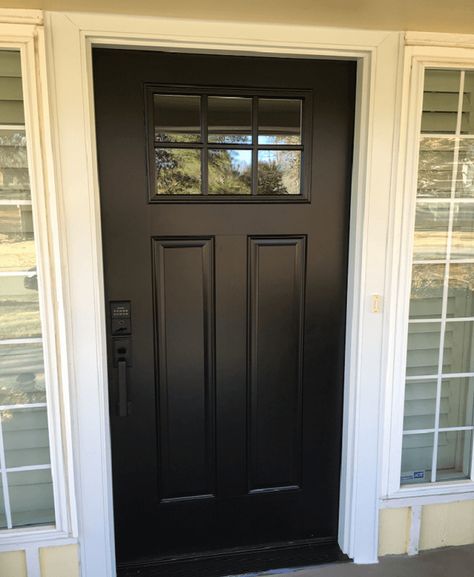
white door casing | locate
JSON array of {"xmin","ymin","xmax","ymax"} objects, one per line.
[{"xmin": 44, "ymin": 12, "xmax": 403, "ymax": 575}]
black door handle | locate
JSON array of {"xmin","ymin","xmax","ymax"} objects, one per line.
[{"xmin": 118, "ymin": 359, "xmax": 128, "ymax": 417}]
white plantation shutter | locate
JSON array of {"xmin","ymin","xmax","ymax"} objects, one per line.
[{"xmin": 422, "ymin": 70, "xmax": 460, "ymax": 134}]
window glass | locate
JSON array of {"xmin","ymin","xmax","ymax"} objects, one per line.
[
  {"xmin": 401, "ymin": 68, "xmax": 474, "ymax": 486},
  {"xmin": 258, "ymin": 98, "xmax": 301, "ymax": 145},
  {"xmin": 208, "ymin": 97, "xmax": 252, "ymax": 144},
  {"xmin": 151, "ymin": 93, "xmax": 305, "ymax": 198},
  {"xmin": 257, "ymin": 150, "xmax": 301, "ymax": 196},
  {"xmin": 154, "ymin": 94, "xmax": 201, "ymax": 143},
  {"xmin": 0, "ymin": 50, "xmax": 55, "ymax": 528},
  {"xmin": 208, "ymin": 149, "xmax": 251, "ymax": 195}
]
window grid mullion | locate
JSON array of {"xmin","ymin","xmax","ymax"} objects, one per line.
[
  {"xmin": 251, "ymin": 96, "xmax": 258, "ymax": 196},
  {"xmin": 201, "ymin": 95, "xmax": 208, "ymax": 195},
  {"xmin": 404, "ymin": 426, "xmax": 474, "ymax": 435},
  {"xmin": 430, "ymin": 71, "xmax": 466, "ymax": 483},
  {"xmin": 409, "ymin": 317, "xmax": 474, "ymax": 324},
  {"xmin": 0, "ymin": 413, "xmax": 13, "ymax": 529},
  {"xmin": 6, "ymin": 464, "xmax": 51, "ymax": 474},
  {"xmin": 0, "ymin": 403, "xmax": 47, "ymax": 411},
  {"xmin": 406, "ymin": 373, "xmax": 474, "ymax": 382}
]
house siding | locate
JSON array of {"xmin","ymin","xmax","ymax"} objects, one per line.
[
  {"xmin": 379, "ymin": 502, "xmax": 474, "ymax": 555},
  {"xmin": 0, "ymin": 545, "xmax": 78, "ymax": 577}
]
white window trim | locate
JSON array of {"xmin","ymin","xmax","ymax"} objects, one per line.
[
  {"xmin": 382, "ymin": 34, "xmax": 474, "ymax": 505},
  {"xmin": 0, "ymin": 11, "xmax": 77, "ymax": 548}
]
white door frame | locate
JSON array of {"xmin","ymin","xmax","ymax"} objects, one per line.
[{"xmin": 44, "ymin": 12, "xmax": 403, "ymax": 576}]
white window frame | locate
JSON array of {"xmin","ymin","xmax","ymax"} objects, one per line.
[
  {"xmin": 0, "ymin": 10, "xmax": 77, "ymax": 551},
  {"xmin": 382, "ymin": 33, "xmax": 474, "ymax": 505}
]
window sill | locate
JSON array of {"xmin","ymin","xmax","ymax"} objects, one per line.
[
  {"xmin": 380, "ymin": 481, "xmax": 474, "ymax": 508},
  {"xmin": 0, "ymin": 526, "xmax": 76, "ymax": 551}
]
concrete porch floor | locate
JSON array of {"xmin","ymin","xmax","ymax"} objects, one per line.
[{"xmin": 244, "ymin": 544, "xmax": 474, "ymax": 577}]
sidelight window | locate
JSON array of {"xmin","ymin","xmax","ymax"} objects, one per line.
[
  {"xmin": 0, "ymin": 50, "xmax": 55, "ymax": 529},
  {"xmin": 401, "ymin": 68, "xmax": 474, "ymax": 486},
  {"xmin": 148, "ymin": 89, "xmax": 310, "ymax": 200}
]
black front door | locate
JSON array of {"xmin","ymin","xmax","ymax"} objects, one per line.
[{"xmin": 93, "ymin": 49, "xmax": 356, "ymax": 575}]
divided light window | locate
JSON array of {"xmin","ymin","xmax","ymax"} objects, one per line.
[
  {"xmin": 401, "ymin": 68, "xmax": 474, "ymax": 486},
  {"xmin": 147, "ymin": 89, "xmax": 311, "ymax": 201},
  {"xmin": 0, "ymin": 50, "xmax": 55, "ymax": 528}
]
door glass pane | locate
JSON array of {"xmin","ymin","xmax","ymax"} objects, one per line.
[
  {"xmin": 421, "ymin": 69, "xmax": 460, "ymax": 134},
  {"xmin": 409, "ymin": 264, "xmax": 445, "ymax": 319},
  {"xmin": 154, "ymin": 94, "xmax": 201, "ymax": 143},
  {"xmin": 437, "ymin": 430, "xmax": 472, "ymax": 482},
  {"xmin": 440, "ymin": 377, "xmax": 474, "ymax": 428},
  {"xmin": 0, "ymin": 274, "xmax": 40, "ymax": 339},
  {"xmin": 413, "ymin": 203, "xmax": 450, "ymax": 260},
  {"xmin": 0, "ymin": 343, "xmax": 46, "ymax": 406},
  {"xmin": 443, "ymin": 321, "xmax": 474, "ymax": 374},
  {"xmin": 417, "ymin": 138, "xmax": 455, "ymax": 198},
  {"xmin": 401, "ymin": 433, "xmax": 434, "ymax": 484},
  {"xmin": 208, "ymin": 97, "xmax": 252, "ymax": 144},
  {"xmin": 451, "ymin": 203, "xmax": 474, "ymax": 259},
  {"xmin": 154, "ymin": 148, "xmax": 201, "ymax": 196},
  {"xmin": 150, "ymin": 90, "xmax": 308, "ymax": 200},
  {"xmin": 0, "ymin": 205, "xmax": 35, "ymax": 272},
  {"xmin": 257, "ymin": 150, "xmax": 301, "ymax": 195},
  {"xmin": 258, "ymin": 98, "xmax": 301, "ymax": 145},
  {"xmin": 208, "ymin": 149, "xmax": 251, "ymax": 195},
  {"xmin": 447, "ymin": 263, "xmax": 474, "ymax": 318},
  {"xmin": 2, "ymin": 408, "xmax": 50, "ymax": 468},
  {"xmin": 9, "ymin": 469, "xmax": 54, "ymax": 528},
  {"xmin": 403, "ymin": 380, "xmax": 437, "ymax": 431},
  {"xmin": 406, "ymin": 322, "xmax": 441, "ymax": 377}
]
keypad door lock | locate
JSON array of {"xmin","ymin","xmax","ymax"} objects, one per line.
[
  {"xmin": 110, "ymin": 301, "xmax": 132, "ymax": 417},
  {"xmin": 110, "ymin": 300, "xmax": 132, "ymax": 335}
]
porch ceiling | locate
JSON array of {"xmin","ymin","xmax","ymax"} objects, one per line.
[{"xmin": 2, "ymin": 0, "xmax": 474, "ymax": 33}]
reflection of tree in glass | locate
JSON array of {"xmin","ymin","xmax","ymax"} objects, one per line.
[
  {"xmin": 258, "ymin": 162, "xmax": 286, "ymax": 195},
  {"xmin": 258, "ymin": 151, "xmax": 300, "ymax": 195},
  {"xmin": 155, "ymin": 134, "xmax": 300, "ymax": 195},
  {"xmin": 208, "ymin": 149, "xmax": 251, "ymax": 194},
  {"xmin": 155, "ymin": 148, "xmax": 201, "ymax": 195}
]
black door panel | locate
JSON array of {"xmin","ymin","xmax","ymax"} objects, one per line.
[{"xmin": 93, "ymin": 48, "xmax": 356, "ymax": 572}]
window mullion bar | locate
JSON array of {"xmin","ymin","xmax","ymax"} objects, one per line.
[
  {"xmin": 0, "ymin": 403, "xmax": 47, "ymax": 411},
  {"xmin": 251, "ymin": 96, "xmax": 258, "ymax": 196},
  {"xmin": 0, "ymin": 338, "xmax": 42, "ymax": 346},
  {"xmin": 409, "ymin": 317, "xmax": 474, "ymax": 324},
  {"xmin": 6, "ymin": 464, "xmax": 51, "ymax": 473},
  {"xmin": 202, "ymin": 95, "xmax": 208, "ymax": 195},
  {"xmin": 431, "ymin": 71, "xmax": 465, "ymax": 483},
  {"xmin": 414, "ymin": 197, "xmax": 474, "ymax": 203},
  {"xmin": 0, "ymin": 413, "xmax": 13, "ymax": 529}
]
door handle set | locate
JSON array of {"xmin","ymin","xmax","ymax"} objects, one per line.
[{"xmin": 110, "ymin": 301, "xmax": 132, "ymax": 417}]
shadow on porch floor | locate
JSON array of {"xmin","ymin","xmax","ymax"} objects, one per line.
[{"xmin": 241, "ymin": 544, "xmax": 474, "ymax": 577}]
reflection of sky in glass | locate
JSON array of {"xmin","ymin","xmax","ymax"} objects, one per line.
[
  {"xmin": 258, "ymin": 135, "xmax": 301, "ymax": 145},
  {"xmin": 259, "ymin": 150, "xmax": 279, "ymax": 164},
  {"xmin": 232, "ymin": 150, "xmax": 251, "ymax": 170}
]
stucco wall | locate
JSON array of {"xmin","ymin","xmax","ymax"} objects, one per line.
[
  {"xmin": 0, "ymin": 545, "xmax": 78, "ymax": 577},
  {"xmin": 379, "ymin": 502, "xmax": 474, "ymax": 555}
]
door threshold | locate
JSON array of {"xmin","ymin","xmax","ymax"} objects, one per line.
[{"xmin": 118, "ymin": 538, "xmax": 349, "ymax": 577}]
